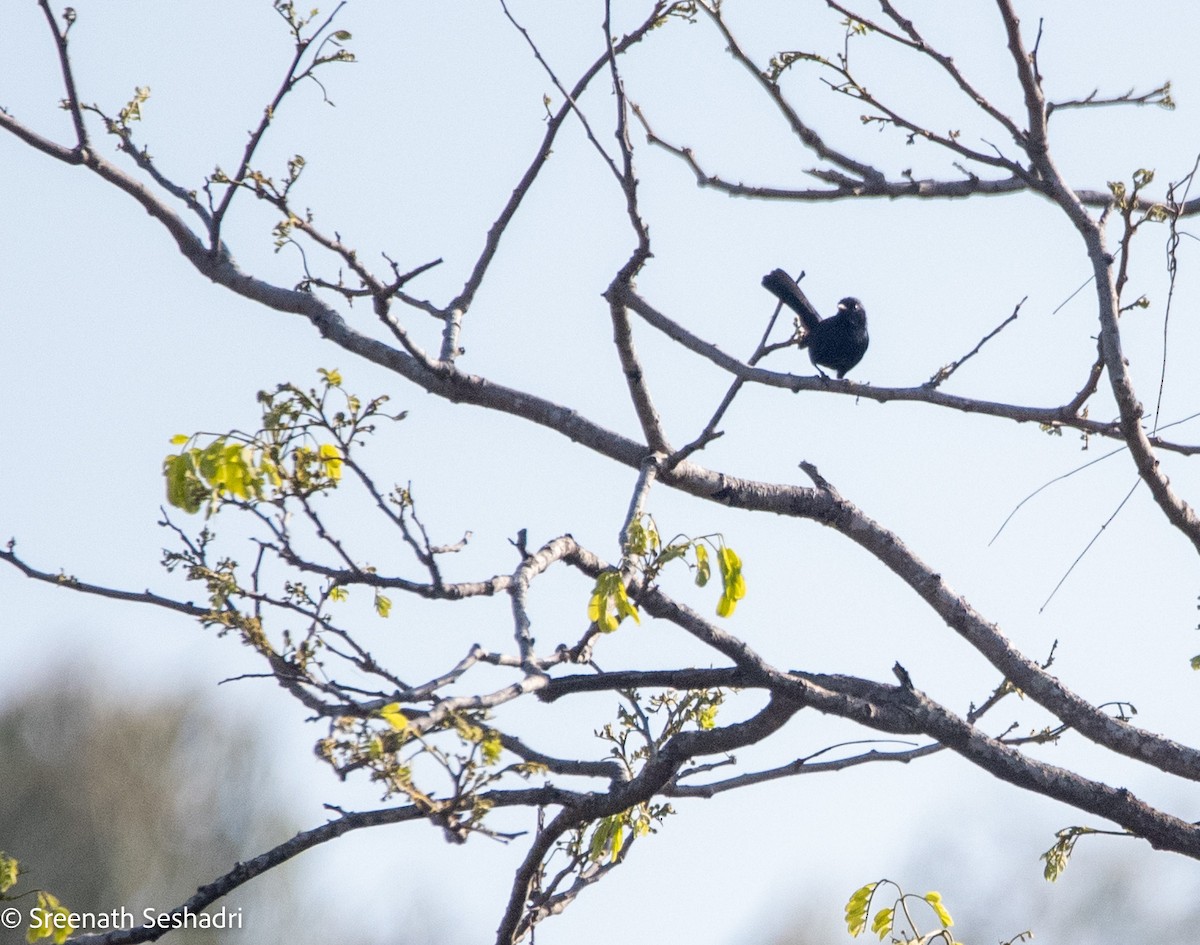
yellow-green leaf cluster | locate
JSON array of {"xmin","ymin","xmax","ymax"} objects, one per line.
[
  {"xmin": 924, "ymin": 891, "xmax": 953, "ymax": 928},
  {"xmin": 871, "ymin": 907, "xmax": 894, "ymax": 940},
  {"xmin": 450, "ymin": 717, "xmax": 504, "ymax": 769},
  {"xmin": 0, "ymin": 851, "xmax": 17, "ymax": 893},
  {"xmin": 845, "ymin": 880, "xmax": 962, "ymax": 944},
  {"xmin": 844, "ymin": 882, "xmax": 878, "ymax": 937},
  {"xmin": 1040, "ymin": 826, "xmax": 1091, "ymax": 881},
  {"xmin": 164, "ymin": 437, "xmax": 269, "ymax": 515},
  {"xmin": 624, "ymin": 517, "xmax": 660, "ymax": 558},
  {"xmin": 614, "ymin": 514, "xmax": 747, "ymax": 619},
  {"xmin": 0, "ymin": 857, "xmax": 76, "ymax": 945},
  {"xmin": 481, "ymin": 731, "xmax": 503, "ymax": 766},
  {"xmin": 318, "ymin": 442, "xmax": 343, "ymax": 480},
  {"xmin": 288, "ymin": 443, "xmax": 344, "ymax": 492},
  {"xmin": 715, "ymin": 544, "xmax": 746, "ymax": 616},
  {"xmin": 588, "ymin": 814, "xmax": 626, "ymax": 864},
  {"xmin": 163, "ymin": 370, "xmax": 383, "ymax": 517},
  {"xmin": 115, "ymin": 85, "xmax": 150, "ymax": 129},
  {"xmin": 28, "ymin": 891, "xmax": 75, "ymax": 945},
  {"xmin": 379, "ymin": 703, "xmax": 408, "ymax": 732},
  {"xmin": 587, "ymin": 569, "xmax": 640, "ymax": 633}
]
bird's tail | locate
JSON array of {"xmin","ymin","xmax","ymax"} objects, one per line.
[{"xmin": 762, "ymin": 268, "xmax": 822, "ymax": 333}]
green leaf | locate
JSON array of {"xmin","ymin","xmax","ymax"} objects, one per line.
[
  {"xmin": 319, "ymin": 442, "xmax": 343, "ymax": 481},
  {"xmin": 871, "ymin": 906, "xmax": 893, "ymax": 940},
  {"xmin": 716, "ymin": 544, "xmax": 746, "ymax": 617},
  {"xmin": 694, "ymin": 542, "xmax": 710, "ymax": 586},
  {"xmin": 1040, "ymin": 826, "xmax": 1088, "ymax": 881},
  {"xmin": 657, "ymin": 542, "xmax": 689, "ymax": 567},
  {"xmin": 844, "ymin": 882, "xmax": 877, "ymax": 937},
  {"xmin": 28, "ymin": 891, "xmax": 75, "ymax": 944},
  {"xmin": 379, "ymin": 702, "xmax": 407, "ymax": 731},
  {"xmin": 587, "ymin": 570, "xmax": 639, "ymax": 633},
  {"xmin": 212, "ymin": 442, "xmax": 254, "ymax": 499},
  {"xmin": 163, "ymin": 451, "xmax": 204, "ymax": 514},
  {"xmin": 587, "ymin": 590, "xmax": 614, "ymax": 632},
  {"xmin": 588, "ymin": 816, "xmax": 615, "ymax": 861},
  {"xmin": 481, "ymin": 730, "xmax": 502, "ymax": 765},
  {"xmin": 613, "ymin": 580, "xmax": 640, "ymax": 624},
  {"xmin": 609, "ymin": 821, "xmax": 625, "ymax": 861},
  {"xmin": 374, "ymin": 592, "xmax": 392, "ymax": 618},
  {"xmin": 625, "ymin": 519, "xmax": 649, "ymax": 556},
  {"xmin": 261, "ymin": 457, "xmax": 282, "ymax": 488},
  {"xmin": 924, "ymin": 891, "xmax": 953, "ymax": 928},
  {"xmin": 588, "ymin": 815, "xmax": 625, "ymax": 864},
  {"xmin": 0, "ymin": 851, "xmax": 17, "ymax": 892}
]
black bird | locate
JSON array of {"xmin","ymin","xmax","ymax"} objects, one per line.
[{"xmin": 761, "ymin": 268, "xmax": 869, "ymax": 379}]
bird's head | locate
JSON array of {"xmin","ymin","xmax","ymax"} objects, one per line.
[{"xmin": 837, "ymin": 297, "xmax": 866, "ymax": 323}]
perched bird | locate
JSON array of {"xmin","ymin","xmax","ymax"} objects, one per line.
[{"xmin": 761, "ymin": 268, "xmax": 869, "ymax": 379}]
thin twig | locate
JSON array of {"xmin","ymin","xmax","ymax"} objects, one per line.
[
  {"xmin": 925, "ymin": 297, "xmax": 1024, "ymax": 388},
  {"xmin": 1039, "ymin": 478, "xmax": 1140, "ymax": 613},
  {"xmin": 36, "ymin": 0, "xmax": 89, "ymax": 151},
  {"xmin": 448, "ymin": 3, "xmax": 671, "ymax": 317},
  {"xmin": 669, "ymin": 278, "xmax": 798, "ymax": 465},
  {"xmin": 209, "ymin": 3, "xmax": 349, "ymax": 244},
  {"xmin": 499, "ymin": 0, "xmax": 622, "ymax": 183},
  {"xmin": 619, "ymin": 455, "xmax": 663, "ymax": 550},
  {"xmin": 1153, "ymin": 154, "xmax": 1200, "ymax": 433}
]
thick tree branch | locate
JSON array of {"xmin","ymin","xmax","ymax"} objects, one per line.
[
  {"xmin": 66, "ymin": 789, "xmax": 579, "ymax": 945},
  {"xmin": 640, "ymin": 467, "xmax": 1200, "ymax": 784},
  {"xmin": 495, "ymin": 694, "xmax": 804, "ymax": 944}
]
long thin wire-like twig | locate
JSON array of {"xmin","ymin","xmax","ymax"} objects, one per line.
[
  {"xmin": 1039, "ymin": 478, "xmax": 1141, "ymax": 613},
  {"xmin": 990, "ymin": 408, "xmax": 1200, "ymax": 545},
  {"xmin": 1153, "ymin": 153, "xmax": 1200, "ymax": 434}
]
